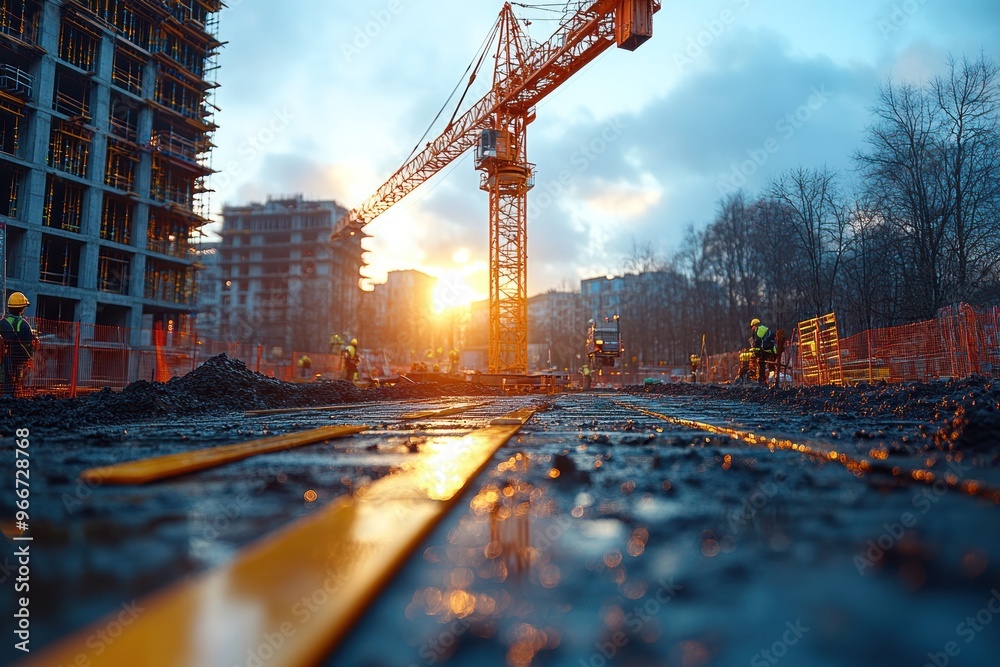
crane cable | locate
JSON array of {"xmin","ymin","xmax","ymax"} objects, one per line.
[{"xmin": 402, "ymin": 17, "xmax": 502, "ymax": 164}]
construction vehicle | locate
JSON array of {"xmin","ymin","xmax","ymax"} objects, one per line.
[
  {"xmin": 586, "ymin": 315, "xmax": 622, "ymax": 369},
  {"xmin": 331, "ymin": 1, "xmax": 661, "ymax": 374}
]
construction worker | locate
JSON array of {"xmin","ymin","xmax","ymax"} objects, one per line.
[
  {"xmin": 297, "ymin": 354, "xmax": 312, "ymax": 379},
  {"xmin": 737, "ymin": 349, "xmax": 753, "ymax": 382},
  {"xmin": 448, "ymin": 348, "xmax": 460, "ymax": 374},
  {"xmin": 582, "ymin": 364, "xmax": 591, "ymax": 391},
  {"xmin": 343, "ymin": 338, "xmax": 359, "ymax": 382},
  {"xmin": 689, "ymin": 354, "xmax": 700, "ymax": 383},
  {"xmin": 1, "ymin": 292, "xmax": 38, "ymax": 398},
  {"xmin": 749, "ymin": 318, "xmax": 777, "ymax": 386},
  {"xmin": 328, "ymin": 333, "xmax": 344, "ymax": 354}
]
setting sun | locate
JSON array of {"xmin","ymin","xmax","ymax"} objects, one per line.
[{"xmin": 432, "ymin": 269, "xmax": 486, "ymax": 313}]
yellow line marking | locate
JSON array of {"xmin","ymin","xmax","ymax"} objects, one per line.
[
  {"xmin": 79, "ymin": 425, "xmax": 369, "ymax": 485},
  {"xmin": 616, "ymin": 400, "xmax": 1000, "ymax": 504},
  {"xmin": 24, "ymin": 408, "xmax": 536, "ymax": 667},
  {"xmin": 244, "ymin": 398, "xmax": 439, "ymax": 417},
  {"xmin": 400, "ymin": 402, "xmax": 488, "ymax": 420},
  {"xmin": 244, "ymin": 404, "xmax": 369, "ymax": 416}
]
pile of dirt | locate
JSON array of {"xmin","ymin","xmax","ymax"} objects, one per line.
[
  {"xmin": 624, "ymin": 376, "xmax": 1000, "ymax": 460},
  {"xmin": 626, "ymin": 376, "xmax": 1000, "ymax": 422},
  {"xmin": 0, "ymin": 354, "xmax": 504, "ymax": 434}
]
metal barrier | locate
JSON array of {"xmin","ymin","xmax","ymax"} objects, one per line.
[
  {"xmin": 835, "ymin": 304, "xmax": 1000, "ymax": 384},
  {"xmin": 797, "ymin": 312, "xmax": 844, "ymax": 386}
]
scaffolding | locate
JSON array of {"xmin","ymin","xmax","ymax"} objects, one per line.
[
  {"xmin": 100, "ymin": 193, "xmax": 132, "ymax": 244},
  {"xmin": 148, "ymin": 209, "xmax": 192, "ymax": 258},
  {"xmin": 105, "ymin": 138, "xmax": 138, "ymax": 191},
  {"xmin": 112, "ymin": 44, "xmax": 144, "ymax": 95},
  {"xmin": 0, "ymin": 161, "xmax": 21, "ymax": 217},
  {"xmin": 0, "ymin": 0, "xmax": 39, "ymax": 44},
  {"xmin": 0, "ymin": 63, "xmax": 32, "ymax": 98},
  {"xmin": 0, "ymin": 96, "xmax": 23, "ymax": 156},
  {"xmin": 40, "ymin": 235, "xmax": 81, "ymax": 287},
  {"xmin": 43, "ymin": 174, "xmax": 85, "ymax": 232},
  {"xmin": 84, "ymin": 0, "xmax": 153, "ymax": 50},
  {"xmin": 145, "ymin": 258, "xmax": 194, "ymax": 304},
  {"xmin": 53, "ymin": 68, "xmax": 92, "ymax": 120},
  {"xmin": 59, "ymin": 11, "xmax": 101, "ymax": 72},
  {"xmin": 98, "ymin": 247, "xmax": 131, "ymax": 294},
  {"xmin": 48, "ymin": 121, "xmax": 91, "ymax": 178},
  {"xmin": 150, "ymin": 154, "xmax": 195, "ymax": 206},
  {"xmin": 109, "ymin": 94, "xmax": 139, "ymax": 141}
]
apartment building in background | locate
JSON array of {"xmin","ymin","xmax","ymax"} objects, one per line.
[
  {"xmin": 1, "ymin": 0, "xmax": 222, "ymax": 340},
  {"xmin": 216, "ymin": 196, "xmax": 365, "ymax": 356}
]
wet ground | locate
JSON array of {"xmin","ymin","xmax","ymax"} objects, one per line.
[{"xmin": 1, "ymin": 368, "xmax": 998, "ymax": 666}]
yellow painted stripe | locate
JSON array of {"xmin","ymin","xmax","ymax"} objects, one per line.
[
  {"xmin": 23, "ymin": 408, "xmax": 535, "ymax": 667},
  {"xmin": 617, "ymin": 400, "xmax": 1000, "ymax": 504},
  {"xmin": 244, "ymin": 398, "xmax": 438, "ymax": 417},
  {"xmin": 400, "ymin": 402, "xmax": 487, "ymax": 420},
  {"xmin": 80, "ymin": 425, "xmax": 369, "ymax": 485},
  {"xmin": 244, "ymin": 404, "xmax": 371, "ymax": 417}
]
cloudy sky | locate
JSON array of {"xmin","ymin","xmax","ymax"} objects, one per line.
[{"xmin": 207, "ymin": 0, "xmax": 1000, "ymax": 298}]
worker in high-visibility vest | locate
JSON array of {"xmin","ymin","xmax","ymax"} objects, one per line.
[
  {"xmin": 297, "ymin": 354, "xmax": 312, "ymax": 379},
  {"xmin": 343, "ymin": 339, "xmax": 359, "ymax": 382},
  {"xmin": 1, "ymin": 292, "xmax": 38, "ymax": 398},
  {"xmin": 749, "ymin": 318, "xmax": 777, "ymax": 386},
  {"xmin": 689, "ymin": 354, "xmax": 700, "ymax": 383}
]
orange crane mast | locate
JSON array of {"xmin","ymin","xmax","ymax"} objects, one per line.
[{"xmin": 333, "ymin": 0, "xmax": 661, "ymax": 373}]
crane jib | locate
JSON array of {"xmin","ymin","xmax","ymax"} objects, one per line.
[{"xmin": 333, "ymin": 0, "xmax": 660, "ymax": 239}]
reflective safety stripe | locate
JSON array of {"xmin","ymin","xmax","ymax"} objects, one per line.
[
  {"xmin": 25, "ymin": 408, "xmax": 536, "ymax": 667},
  {"xmin": 79, "ymin": 425, "xmax": 369, "ymax": 485}
]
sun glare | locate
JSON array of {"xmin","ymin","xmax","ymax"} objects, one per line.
[{"xmin": 433, "ymin": 270, "xmax": 483, "ymax": 314}]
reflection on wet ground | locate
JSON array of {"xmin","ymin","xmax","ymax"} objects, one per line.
[
  {"xmin": 5, "ymin": 391, "xmax": 999, "ymax": 666},
  {"xmin": 334, "ymin": 394, "xmax": 1000, "ymax": 667}
]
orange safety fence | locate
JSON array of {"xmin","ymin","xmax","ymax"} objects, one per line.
[
  {"xmin": 797, "ymin": 304, "xmax": 1000, "ymax": 386},
  {"xmin": 12, "ymin": 317, "xmax": 380, "ymax": 397}
]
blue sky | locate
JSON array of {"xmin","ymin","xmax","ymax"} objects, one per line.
[{"xmin": 207, "ymin": 0, "xmax": 1000, "ymax": 296}]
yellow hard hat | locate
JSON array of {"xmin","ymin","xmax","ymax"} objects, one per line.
[
  {"xmin": 750, "ymin": 318, "xmax": 760, "ymax": 328},
  {"xmin": 350, "ymin": 338, "xmax": 358, "ymax": 346},
  {"xmin": 8, "ymin": 292, "xmax": 29, "ymax": 309}
]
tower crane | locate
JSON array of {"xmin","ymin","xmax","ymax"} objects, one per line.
[{"xmin": 332, "ymin": 0, "xmax": 661, "ymax": 373}]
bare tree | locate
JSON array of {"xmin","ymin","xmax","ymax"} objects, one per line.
[
  {"xmin": 766, "ymin": 167, "xmax": 848, "ymax": 318},
  {"xmin": 934, "ymin": 54, "xmax": 1000, "ymax": 302},
  {"xmin": 856, "ymin": 79, "xmax": 950, "ymax": 319},
  {"xmin": 702, "ymin": 192, "xmax": 766, "ymax": 341}
]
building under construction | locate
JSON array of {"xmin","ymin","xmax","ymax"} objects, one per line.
[
  {"xmin": 0, "ymin": 0, "xmax": 221, "ymax": 340},
  {"xmin": 217, "ymin": 196, "xmax": 365, "ymax": 357}
]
